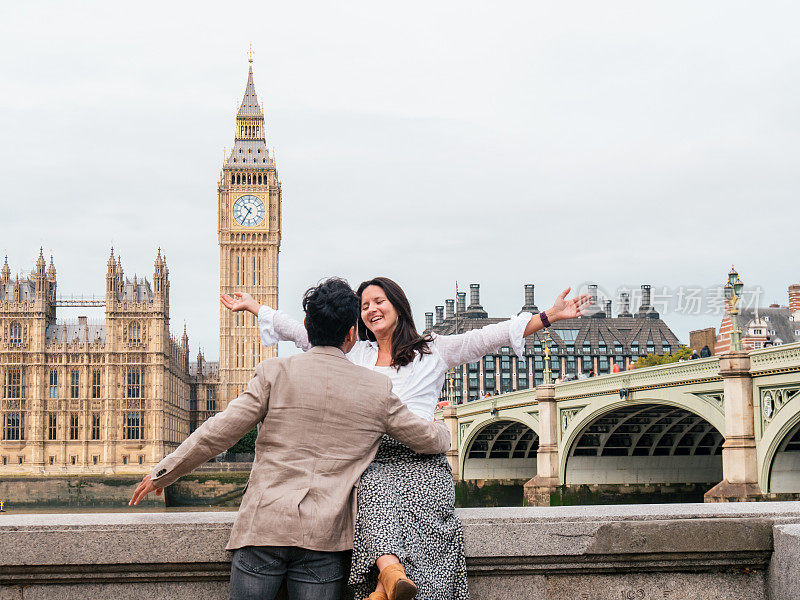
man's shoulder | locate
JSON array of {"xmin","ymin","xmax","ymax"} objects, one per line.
[{"xmin": 255, "ymin": 352, "xmax": 388, "ymax": 386}]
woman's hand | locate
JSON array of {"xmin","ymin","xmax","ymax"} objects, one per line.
[
  {"xmin": 220, "ymin": 292, "xmax": 261, "ymax": 316},
  {"xmin": 547, "ymin": 287, "xmax": 591, "ymax": 322}
]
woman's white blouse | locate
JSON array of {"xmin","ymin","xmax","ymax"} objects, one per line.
[{"xmin": 257, "ymin": 307, "xmax": 531, "ymax": 422}]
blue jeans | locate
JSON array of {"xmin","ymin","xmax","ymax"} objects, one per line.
[{"xmin": 229, "ymin": 545, "xmax": 350, "ymax": 600}]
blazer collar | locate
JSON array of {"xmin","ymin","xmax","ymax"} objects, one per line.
[{"xmin": 308, "ymin": 346, "xmax": 347, "ymax": 359}]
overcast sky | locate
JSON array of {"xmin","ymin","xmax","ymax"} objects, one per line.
[{"xmin": 2, "ymin": 1, "xmax": 798, "ymax": 359}]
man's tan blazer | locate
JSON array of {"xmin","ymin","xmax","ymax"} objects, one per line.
[{"xmin": 149, "ymin": 346, "xmax": 451, "ymax": 552}]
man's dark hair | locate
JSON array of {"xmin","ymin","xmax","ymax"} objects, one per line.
[{"xmin": 302, "ymin": 278, "xmax": 359, "ymax": 347}]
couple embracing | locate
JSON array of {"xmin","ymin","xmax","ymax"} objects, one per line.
[{"xmin": 130, "ymin": 276, "xmax": 588, "ymax": 600}]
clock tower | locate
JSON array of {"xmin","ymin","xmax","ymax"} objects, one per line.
[{"xmin": 218, "ymin": 55, "xmax": 281, "ymax": 406}]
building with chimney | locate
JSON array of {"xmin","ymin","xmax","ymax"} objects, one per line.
[
  {"xmin": 715, "ymin": 283, "xmax": 800, "ymax": 353},
  {"xmin": 428, "ymin": 283, "xmax": 680, "ymax": 403}
]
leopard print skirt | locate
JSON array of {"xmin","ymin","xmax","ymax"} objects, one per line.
[{"xmin": 347, "ymin": 436, "xmax": 469, "ymax": 600}]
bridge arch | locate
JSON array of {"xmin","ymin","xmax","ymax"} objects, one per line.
[
  {"xmin": 559, "ymin": 399, "xmax": 724, "ymax": 486},
  {"xmin": 761, "ymin": 389, "xmax": 800, "ymax": 493},
  {"xmin": 460, "ymin": 417, "xmax": 539, "ymax": 480}
]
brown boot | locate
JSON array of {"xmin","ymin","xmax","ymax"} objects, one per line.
[
  {"xmin": 364, "ymin": 592, "xmax": 389, "ymax": 600},
  {"xmin": 378, "ymin": 563, "xmax": 418, "ymax": 600}
]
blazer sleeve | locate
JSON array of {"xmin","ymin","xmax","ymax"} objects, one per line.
[
  {"xmin": 149, "ymin": 362, "xmax": 271, "ymax": 488},
  {"xmin": 381, "ymin": 384, "xmax": 451, "ymax": 455}
]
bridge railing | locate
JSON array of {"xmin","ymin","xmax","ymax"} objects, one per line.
[
  {"xmin": 437, "ymin": 342, "xmax": 800, "ymax": 420},
  {"xmin": 554, "ymin": 354, "xmax": 722, "ymax": 400},
  {"xmin": 750, "ymin": 341, "xmax": 800, "ymax": 374},
  {"xmin": 435, "ymin": 354, "xmax": 725, "ymax": 419}
]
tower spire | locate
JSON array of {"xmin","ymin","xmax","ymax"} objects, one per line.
[
  {"xmin": 36, "ymin": 247, "xmax": 46, "ymax": 273},
  {"xmin": 1, "ymin": 254, "xmax": 9, "ymax": 283},
  {"xmin": 47, "ymin": 253, "xmax": 56, "ymax": 280},
  {"xmin": 237, "ymin": 51, "xmax": 263, "ymax": 119}
]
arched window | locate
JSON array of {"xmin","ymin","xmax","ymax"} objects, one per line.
[
  {"xmin": 258, "ymin": 175, "xmax": 262, "ymax": 185},
  {"xmin": 9, "ymin": 322, "xmax": 22, "ymax": 346},
  {"xmin": 128, "ymin": 322, "xmax": 141, "ymax": 345},
  {"xmin": 247, "ymin": 174, "xmax": 251, "ymax": 184},
  {"xmin": 236, "ymin": 174, "xmax": 241, "ymax": 184},
  {"xmin": 231, "ymin": 174, "xmax": 235, "ymax": 185}
]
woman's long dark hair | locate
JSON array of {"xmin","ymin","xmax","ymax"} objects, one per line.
[{"xmin": 356, "ymin": 277, "xmax": 432, "ymax": 368}]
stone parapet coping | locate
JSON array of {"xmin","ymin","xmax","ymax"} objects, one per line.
[{"xmin": 3, "ymin": 503, "xmax": 800, "ymax": 599}]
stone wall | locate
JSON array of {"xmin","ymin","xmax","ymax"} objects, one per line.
[
  {"xmin": 0, "ymin": 470, "xmax": 250, "ymax": 509},
  {"xmin": 165, "ymin": 471, "xmax": 249, "ymax": 507},
  {"xmin": 3, "ymin": 502, "xmax": 800, "ymax": 599},
  {"xmin": 0, "ymin": 475, "xmax": 165, "ymax": 508}
]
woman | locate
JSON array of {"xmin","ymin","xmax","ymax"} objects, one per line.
[{"xmin": 222, "ymin": 279, "xmax": 588, "ymax": 600}]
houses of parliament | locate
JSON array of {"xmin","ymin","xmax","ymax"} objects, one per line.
[{"xmin": 0, "ymin": 58, "xmax": 281, "ymax": 474}]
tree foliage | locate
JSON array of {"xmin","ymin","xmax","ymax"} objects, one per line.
[
  {"xmin": 633, "ymin": 345, "xmax": 694, "ymax": 368},
  {"xmin": 228, "ymin": 427, "xmax": 257, "ymax": 454}
]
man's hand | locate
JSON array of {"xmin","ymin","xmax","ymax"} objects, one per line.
[
  {"xmin": 548, "ymin": 287, "xmax": 592, "ymax": 321},
  {"xmin": 129, "ymin": 474, "xmax": 163, "ymax": 506},
  {"xmin": 220, "ymin": 292, "xmax": 260, "ymax": 316}
]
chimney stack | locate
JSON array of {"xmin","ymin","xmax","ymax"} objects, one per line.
[
  {"xmin": 604, "ymin": 300, "xmax": 612, "ymax": 318},
  {"xmin": 521, "ymin": 284, "xmax": 539, "ymax": 313},
  {"xmin": 425, "ymin": 312, "xmax": 434, "ymax": 331},
  {"xmin": 641, "ymin": 284, "xmax": 651, "ymax": 309},
  {"xmin": 445, "ymin": 299, "xmax": 455, "ymax": 319},
  {"xmin": 636, "ymin": 284, "xmax": 653, "ymax": 317},
  {"xmin": 464, "ymin": 283, "xmax": 488, "ymax": 318},
  {"xmin": 789, "ymin": 284, "xmax": 800, "ymax": 312},
  {"xmin": 457, "ymin": 292, "xmax": 466, "ymax": 314},
  {"xmin": 435, "ymin": 306, "xmax": 444, "ymax": 325},
  {"xmin": 469, "ymin": 284, "xmax": 482, "ymax": 309},
  {"xmin": 619, "ymin": 292, "xmax": 632, "ymax": 317}
]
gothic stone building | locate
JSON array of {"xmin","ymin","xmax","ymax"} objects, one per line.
[
  {"xmin": 429, "ymin": 283, "xmax": 680, "ymax": 404},
  {"xmin": 218, "ymin": 57, "xmax": 281, "ymax": 404},
  {"xmin": 0, "ymin": 249, "xmax": 220, "ymax": 474},
  {"xmin": 0, "ymin": 57, "xmax": 278, "ymax": 474}
]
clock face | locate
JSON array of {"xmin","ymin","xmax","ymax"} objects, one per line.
[{"xmin": 233, "ymin": 195, "xmax": 265, "ymax": 227}]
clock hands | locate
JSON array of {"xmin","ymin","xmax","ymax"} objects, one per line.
[{"xmin": 235, "ymin": 196, "xmax": 263, "ymax": 226}]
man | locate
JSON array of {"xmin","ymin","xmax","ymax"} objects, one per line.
[{"xmin": 129, "ymin": 278, "xmax": 451, "ymax": 600}]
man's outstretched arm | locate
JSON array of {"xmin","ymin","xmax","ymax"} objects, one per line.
[{"xmin": 129, "ymin": 363, "xmax": 270, "ymax": 505}]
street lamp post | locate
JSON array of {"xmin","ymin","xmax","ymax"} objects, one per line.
[
  {"xmin": 724, "ymin": 266, "xmax": 745, "ymax": 352},
  {"xmin": 543, "ymin": 331, "xmax": 553, "ymax": 385}
]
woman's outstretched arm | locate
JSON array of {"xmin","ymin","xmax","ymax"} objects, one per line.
[
  {"xmin": 221, "ymin": 292, "xmax": 311, "ymax": 351},
  {"xmin": 523, "ymin": 287, "xmax": 590, "ymax": 336},
  {"xmin": 435, "ymin": 287, "xmax": 591, "ymax": 368}
]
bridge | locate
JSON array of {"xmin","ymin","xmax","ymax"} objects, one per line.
[{"xmin": 437, "ymin": 342, "xmax": 800, "ymax": 503}]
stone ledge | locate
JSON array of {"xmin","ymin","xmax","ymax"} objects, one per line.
[
  {"xmin": 769, "ymin": 523, "xmax": 800, "ymax": 600},
  {"xmin": 3, "ymin": 503, "xmax": 800, "ymax": 599}
]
